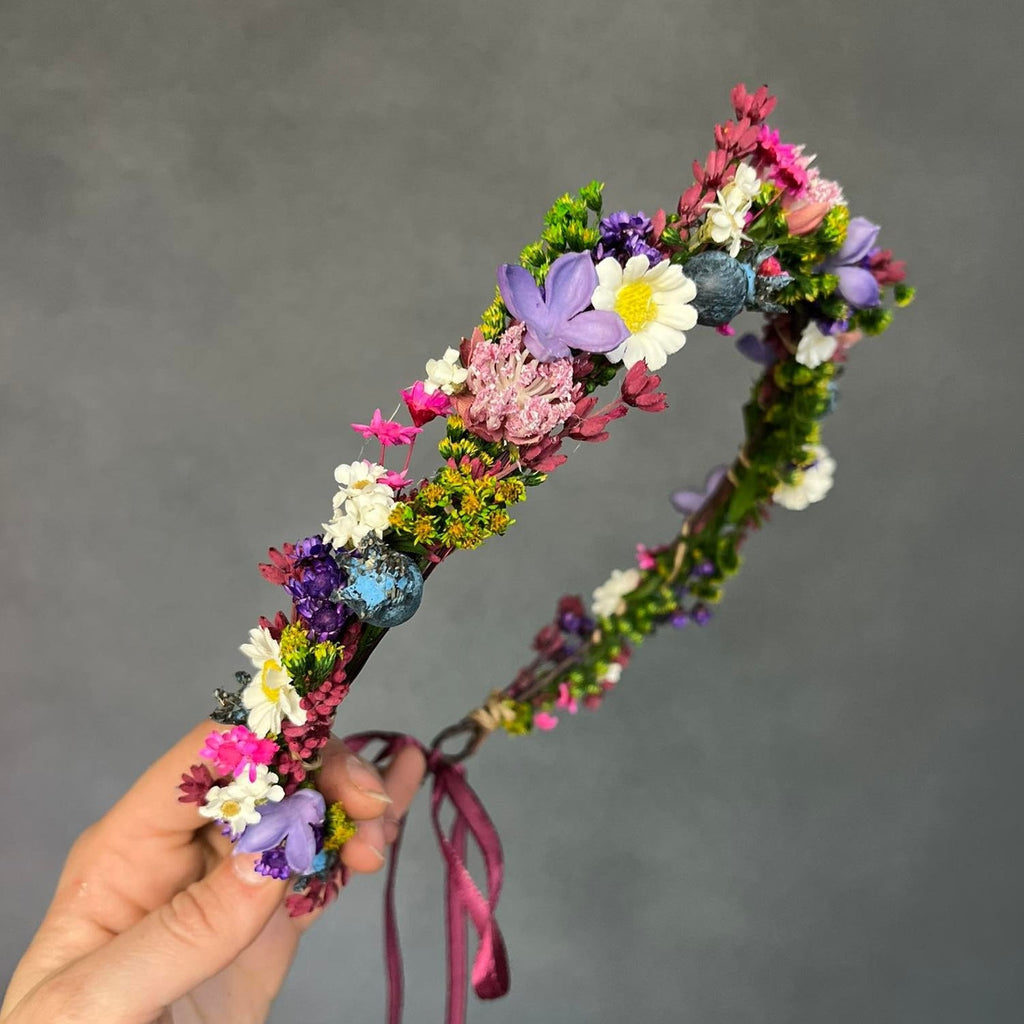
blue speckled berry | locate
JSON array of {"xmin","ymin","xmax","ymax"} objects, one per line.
[
  {"xmin": 685, "ymin": 250, "xmax": 755, "ymax": 326},
  {"xmin": 333, "ymin": 544, "xmax": 424, "ymax": 628}
]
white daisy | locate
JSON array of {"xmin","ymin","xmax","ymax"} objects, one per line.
[
  {"xmin": 239, "ymin": 626, "xmax": 306, "ymax": 737},
  {"xmin": 794, "ymin": 321, "xmax": 838, "ymax": 369},
  {"xmin": 423, "ymin": 347, "xmax": 468, "ymax": 395},
  {"xmin": 592, "ymin": 255, "xmax": 698, "ymax": 371},
  {"xmin": 198, "ymin": 765, "xmax": 285, "ymax": 838},
  {"xmin": 772, "ymin": 444, "xmax": 837, "ymax": 511},
  {"xmin": 592, "ymin": 567, "xmax": 642, "ymax": 619}
]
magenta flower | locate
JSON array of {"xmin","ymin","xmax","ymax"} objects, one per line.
[
  {"xmin": 497, "ymin": 251, "xmax": 628, "ymax": 362},
  {"xmin": 351, "ymin": 409, "xmax": 422, "ymax": 447},
  {"xmin": 235, "ymin": 788, "xmax": 325, "ymax": 875},
  {"xmin": 555, "ymin": 683, "xmax": 578, "ymax": 715},
  {"xmin": 401, "ymin": 380, "xmax": 451, "ymax": 427},
  {"xmin": 754, "ymin": 126, "xmax": 809, "ymax": 197},
  {"xmin": 200, "ymin": 726, "xmax": 278, "ymax": 783},
  {"xmin": 819, "ymin": 217, "xmax": 882, "ymax": 309},
  {"xmin": 533, "ymin": 711, "xmax": 559, "ymax": 731}
]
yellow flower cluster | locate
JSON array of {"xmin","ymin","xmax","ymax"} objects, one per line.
[
  {"xmin": 389, "ymin": 417, "xmax": 527, "ymax": 551},
  {"xmin": 278, "ymin": 623, "xmax": 310, "ymax": 676},
  {"xmin": 321, "ymin": 800, "xmax": 357, "ymax": 851}
]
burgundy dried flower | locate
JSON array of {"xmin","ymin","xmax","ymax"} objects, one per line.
[
  {"xmin": 620, "ymin": 363, "xmax": 668, "ymax": 412},
  {"xmin": 178, "ymin": 763, "xmax": 229, "ymax": 805}
]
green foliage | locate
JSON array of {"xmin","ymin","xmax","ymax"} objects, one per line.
[
  {"xmin": 893, "ymin": 283, "xmax": 916, "ymax": 307},
  {"xmin": 850, "ymin": 306, "xmax": 894, "ymax": 335}
]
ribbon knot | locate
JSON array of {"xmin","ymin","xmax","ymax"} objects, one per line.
[{"xmin": 343, "ymin": 732, "xmax": 510, "ymax": 1024}]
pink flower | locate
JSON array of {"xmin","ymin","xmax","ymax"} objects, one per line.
[
  {"xmin": 754, "ymin": 126, "xmax": 809, "ymax": 197},
  {"xmin": 200, "ymin": 726, "xmax": 278, "ymax": 782},
  {"xmin": 635, "ymin": 544, "xmax": 656, "ymax": 570},
  {"xmin": 534, "ymin": 711, "xmax": 559, "ymax": 731},
  {"xmin": 730, "ymin": 83, "xmax": 777, "ymax": 123},
  {"xmin": 803, "ymin": 167, "xmax": 845, "ymax": 208},
  {"xmin": 555, "ymin": 683, "xmax": 578, "ymax": 715},
  {"xmin": 784, "ymin": 200, "xmax": 831, "ymax": 237},
  {"xmin": 379, "ymin": 468, "xmax": 414, "ymax": 491},
  {"xmin": 450, "ymin": 323, "xmax": 577, "ymax": 447},
  {"xmin": 401, "ymin": 380, "xmax": 451, "ymax": 427},
  {"xmin": 351, "ymin": 409, "xmax": 422, "ymax": 447}
]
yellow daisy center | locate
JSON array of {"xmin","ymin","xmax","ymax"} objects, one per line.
[
  {"xmin": 221, "ymin": 799, "xmax": 241, "ymax": 818},
  {"xmin": 260, "ymin": 660, "xmax": 282, "ymax": 702},
  {"xmin": 614, "ymin": 281, "xmax": 656, "ymax": 334}
]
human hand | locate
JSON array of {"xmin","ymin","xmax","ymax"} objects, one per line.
[{"xmin": 1, "ymin": 721, "xmax": 425, "ymax": 1024}]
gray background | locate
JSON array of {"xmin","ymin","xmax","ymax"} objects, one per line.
[{"xmin": 2, "ymin": 1, "xmax": 1021, "ymax": 1021}]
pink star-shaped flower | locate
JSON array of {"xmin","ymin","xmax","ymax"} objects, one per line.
[{"xmin": 350, "ymin": 409, "xmax": 422, "ymax": 447}]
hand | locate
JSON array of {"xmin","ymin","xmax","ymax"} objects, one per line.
[{"xmin": 1, "ymin": 721, "xmax": 425, "ymax": 1024}]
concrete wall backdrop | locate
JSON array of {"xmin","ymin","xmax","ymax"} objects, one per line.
[{"xmin": 2, "ymin": 1, "xmax": 1020, "ymax": 1021}]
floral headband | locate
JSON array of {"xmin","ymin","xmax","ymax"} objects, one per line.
[{"xmin": 178, "ymin": 83, "xmax": 912, "ymax": 1021}]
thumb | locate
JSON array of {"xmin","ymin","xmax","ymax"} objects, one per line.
[{"xmin": 30, "ymin": 853, "xmax": 288, "ymax": 1024}]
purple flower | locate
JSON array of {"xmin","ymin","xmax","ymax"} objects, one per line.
[
  {"xmin": 296, "ymin": 598, "xmax": 348, "ymax": 642},
  {"xmin": 255, "ymin": 846, "xmax": 291, "ymax": 879},
  {"xmin": 671, "ymin": 465, "xmax": 728, "ymax": 517},
  {"xmin": 735, "ymin": 332, "xmax": 778, "ymax": 366},
  {"xmin": 287, "ymin": 543, "xmax": 343, "ymax": 602},
  {"xmin": 235, "ymin": 789, "xmax": 326, "ymax": 876},
  {"xmin": 596, "ymin": 211, "xmax": 663, "ymax": 265},
  {"xmin": 497, "ymin": 251, "xmax": 629, "ymax": 362},
  {"xmin": 819, "ymin": 217, "xmax": 881, "ymax": 309}
]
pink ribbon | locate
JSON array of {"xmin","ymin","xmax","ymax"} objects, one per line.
[{"xmin": 342, "ymin": 732, "xmax": 510, "ymax": 1024}]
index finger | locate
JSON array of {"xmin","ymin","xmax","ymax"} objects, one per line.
[{"xmin": 98, "ymin": 720, "xmax": 224, "ymax": 842}]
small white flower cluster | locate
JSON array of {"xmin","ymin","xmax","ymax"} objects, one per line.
[
  {"xmin": 323, "ymin": 460, "xmax": 396, "ymax": 549},
  {"xmin": 794, "ymin": 321, "xmax": 838, "ymax": 369},
  {"xmin": 592, "ymin": 567, "xmax": 642, "ymax": 619},
  {"xmin": 198, "ymin": 764, "xmax": 284, "ymax": 838},
  {"xmin": 702, "ymin": 163, "xmax": 762, "ymax": 257},
  {"xmin": 772, "ymin": 444, "xmax": 836, "ymax": 510},
  {"xmin": 423, "ymin": 347, "xmax": 467, "ymax": 395}
]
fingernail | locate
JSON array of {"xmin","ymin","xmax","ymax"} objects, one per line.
[
  {"xmin": 233, "ymin": 852, "xmax": 277, "ymax": 885},
  {"xmin": 357, "ymin": 820, "xmax": 388, "ymax": 863},
  {"xmin": 382, "ymin": 813, "xmax": 401, "ymax": 845},
  {"xmin": 346, "ymin": 755, "xmax": 393, "ymax": 803}
]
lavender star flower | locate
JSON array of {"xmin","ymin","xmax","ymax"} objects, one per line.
[
  {"xmin": 497, "ymin": 251, "xmax": 629, "ymax": 362},
  {"xmin": 235, "ymin": 789, "xmax": 326, "ymax": 876},
  {"xmin": 671, "ymin": 465, "xmax": 728, "ymax": 517},
  {"xmin": 819, "ymin": 217, "xmax": 881, "ymax": 309}
]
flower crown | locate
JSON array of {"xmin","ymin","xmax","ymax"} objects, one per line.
[{"xmin": 178, "ymin": 83, "xmax": 911, "ymax": 1014}]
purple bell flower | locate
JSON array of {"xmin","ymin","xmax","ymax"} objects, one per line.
[
  {"xmin": 819, "ymin": 217, "xmax": 881, "ymax": 309},
  {"xmin": 497, "ymin": 251, "xmax": 629, "ymax": 362},
  {"xmin": 235, "ymin": 789, "xmax": 326, "ymax": 876}
]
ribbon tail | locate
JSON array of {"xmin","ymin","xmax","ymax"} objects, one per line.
[
  {"xmin": 384, "ymin": 817, "xmax": 406, "ymax": 1024},
  {"xmin": 444, "ymin": 807, "xmax": 469, "ymax": 1024}
]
